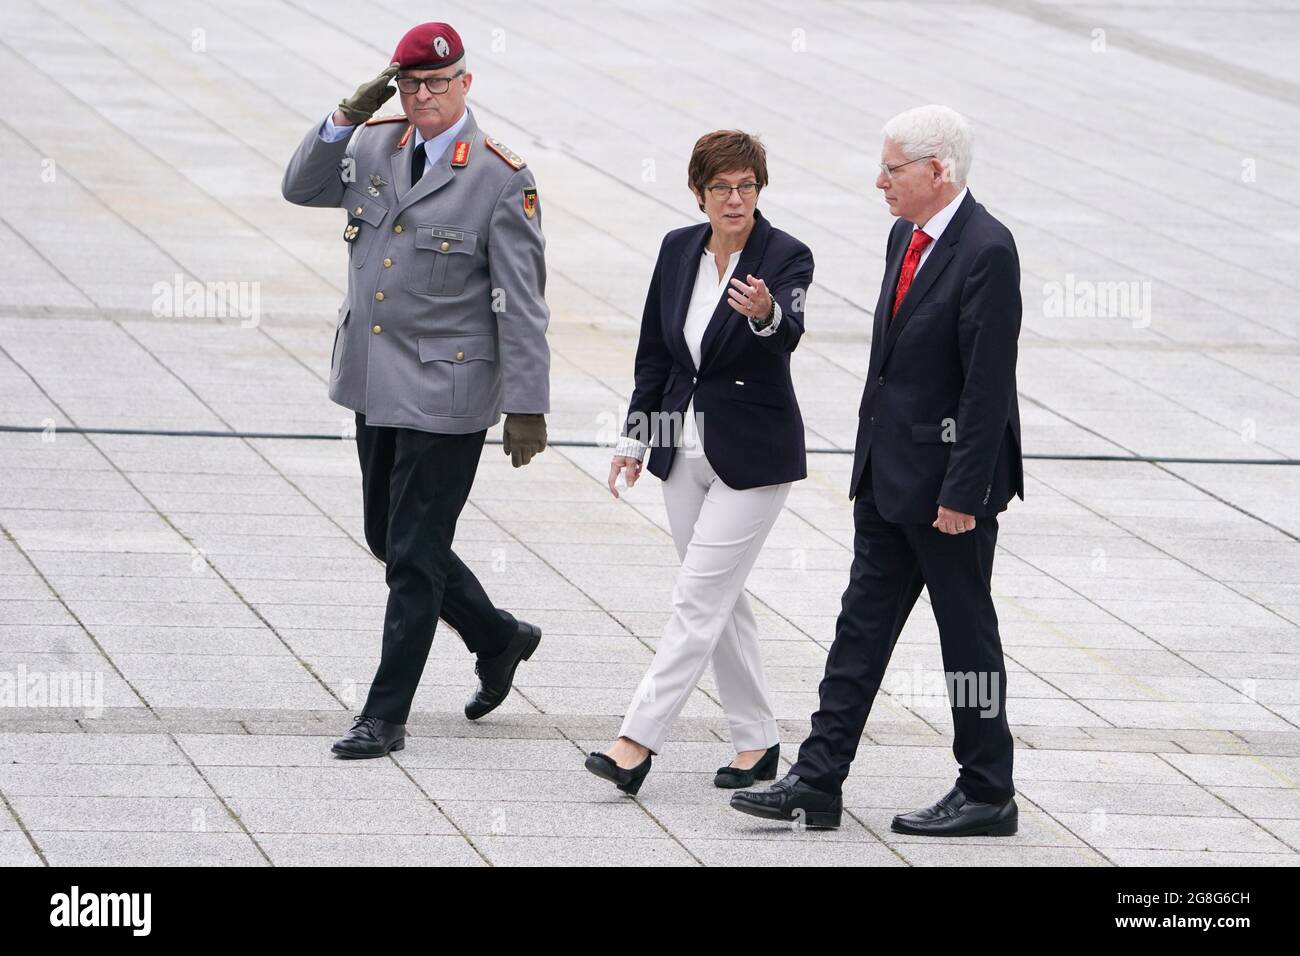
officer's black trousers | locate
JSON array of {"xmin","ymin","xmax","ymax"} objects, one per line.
[
  {"xmin": 790, "ymin": 466, "xmax": 1015, "ymax": 804},
  {"xmin": 355, "ymin": 412, "xmax": 516, "ymax": 724}
]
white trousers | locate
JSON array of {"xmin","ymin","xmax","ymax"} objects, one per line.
[{"xmin": 620, "ymin": 452, "xmax": 791, "ymax": 753}]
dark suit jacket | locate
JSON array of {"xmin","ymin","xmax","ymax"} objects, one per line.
[
  {"xmin": 623, "ymin": 208, "xmax": 814, "ymax": 490},
  {"xmin": 851, "ymin": 190, "xmax": 1024, "ymax": 522}
]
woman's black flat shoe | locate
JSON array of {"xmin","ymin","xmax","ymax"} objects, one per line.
[
  {"xmin": 585, "ymin": 751, "xmax": 652, "ymax": 795},
  {"xmin": 713, "ymin": 743, "xmax": 780, "ymax": 789}
]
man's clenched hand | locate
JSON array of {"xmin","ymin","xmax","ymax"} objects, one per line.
[{"xmin": 503, "ymin": 414, "xmax": 547, "ymax": 468}]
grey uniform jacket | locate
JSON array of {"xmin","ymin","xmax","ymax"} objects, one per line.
[{"xmin": 281, "ymin": 106, "xmax": 550, "ymax": 434}]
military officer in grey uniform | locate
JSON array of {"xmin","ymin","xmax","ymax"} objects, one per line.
[{"xmin": 281, "ymin": 22, "xmax": 550, "ymax": 757}]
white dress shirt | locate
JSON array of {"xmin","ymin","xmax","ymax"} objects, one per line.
[{"xmin": 913, "ymin": 185, "xmax": 968, "ymax": 272}]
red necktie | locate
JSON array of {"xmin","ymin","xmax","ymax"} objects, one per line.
[{"xmin": 891, "ymin": 229, "xmax": 933, "ymax": 318}]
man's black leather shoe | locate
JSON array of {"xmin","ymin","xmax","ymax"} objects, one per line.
[
  {"xmin": 464, "ymin": 621, "xmax": 542, "ymax": 720},
  {"xmin": 891, "ymin": 785, "xmax": 1018, "ymax": 836},
  {"xmin": 729, "ymin": 773, "xmax": 842, "ymax": 829},
  {"xmin": 330, "ymin": 714, "xmax": 405, "ymax": 759}
]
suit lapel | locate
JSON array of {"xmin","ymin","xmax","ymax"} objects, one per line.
[
  {"xmin": 879, "ymin": 191, "xmax": 977, "ymax": 368},
  {"xmin": 699, "ymin": 209, "xmax": 771, "ymax": 369},
  {"xmin": 392, "ymin": 109, "xmax": 479, "ymax": 217},
  {"xmin": 669, "ymin": 224, "xmax": 710, "ymax": 372},
  {"xmin": 389, "ymin": 124, "xmax": 413, "ymax": 198},
  {"xmin": 870, "ymin": 220, "xmax": 909, "ymax": 373}
]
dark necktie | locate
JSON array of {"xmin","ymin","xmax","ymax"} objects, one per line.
[
  {"xmin": 891, "ymin": 229, "xmax": 933, "ymax": 319},
  {"xmin": 410, "ymin": 141, "xmax": 427, "ymax": 187}
]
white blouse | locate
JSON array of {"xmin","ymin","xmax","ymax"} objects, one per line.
[{"xmin": 680, "ymin": 250, "xmax": 742, "ymax": 457}]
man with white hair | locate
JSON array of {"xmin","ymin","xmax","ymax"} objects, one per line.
[{"xmin": 732, "ymin": 105, "xmax": 1024, "ymax": 835}]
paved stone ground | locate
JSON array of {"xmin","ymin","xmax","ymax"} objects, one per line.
[{"xmin": 1, "ymin": 0, "xmax": 1298, "ymax": 866}]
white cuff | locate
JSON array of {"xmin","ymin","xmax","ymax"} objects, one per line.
[
  {"xmin": 614, "ymin": 436, "xmax": 648, "ymax": 461},
  {"xmin": 750, "ymin": 299, "xmax": 782, "ymax": 337},
  {"xmin": 319, "ymin": 113, "xmax": 355, "ymax": 143}
]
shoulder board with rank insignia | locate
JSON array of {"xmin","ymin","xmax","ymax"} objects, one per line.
[
  {"xmin": 485, "ymin": 137, "xmax": 526, "ymax": 170},
  {"xmin": 365, "ymin": 114, "xmax": 409, "ymax": 126}
]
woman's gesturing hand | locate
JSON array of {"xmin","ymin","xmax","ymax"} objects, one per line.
[
  {"xmin": 607, "ymin": 455, "xmax": 643, "ymax": 498},
  {"xmin": 727, "ymin": 274, "xmax": 773, "ymax": 321}
]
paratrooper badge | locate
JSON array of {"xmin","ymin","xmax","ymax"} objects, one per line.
[{"xmin": 368, "ymin": 173, "xmax": 387, "ymax": 197}]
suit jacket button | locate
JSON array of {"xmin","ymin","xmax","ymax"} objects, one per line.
[
  {"xmin": 393, "ymin": 224, "xmax": 403, "ymax": 234},
  {"xmin": 372, "ymin": 324, "xmax": 382, "ymax": 334},
  {"xmin": 383, "ymin": 258, "xmax": 393, "ymax": 268},
  {"xmin": 440, "ymin": 241, "xmax": 451, "ymax": 252},
  {"xmin": 374, "ymin": 292, "xmax": 384, "ymax": 302},
  {"xmin": 877, "ymin": 375, "xmax": 885, "ymax": 386}
]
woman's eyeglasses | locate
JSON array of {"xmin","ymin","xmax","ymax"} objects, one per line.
[{"xmin": 705, "ymin": 182, "xmax": 760, "ymax": 200}]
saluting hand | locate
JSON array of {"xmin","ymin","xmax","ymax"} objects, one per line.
[
  {"xmin": 336, "ymin": 63, "xmax": 400, "ymax": 126},
  {"xmin": 727, "ymin": 274, "xmax": 774, "ymax": 323}
]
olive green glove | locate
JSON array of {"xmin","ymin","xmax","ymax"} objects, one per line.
[
  {"xmin": 502, "ymin": 414, "xmax": 547, "ymax": 468},
  {"xmin": 337, "ymin": 64, "xmax": 400, "ymax": 125}
]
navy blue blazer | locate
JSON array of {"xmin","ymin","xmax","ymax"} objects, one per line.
[
  {"xmin": 851, "ymin": 190, "xmax": 1025, "ymax": 522},
  {"xmin": 623, "ymin": 209, "xmax": 814, "ymax": 490}
]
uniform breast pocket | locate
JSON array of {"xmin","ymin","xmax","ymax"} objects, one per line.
[
  {"xmin": 410, "ymin": 225, "xmax": 479, "ymax": 296},
  {"xmin": 344, "ymin": 188, "xmax": 388, "ymax": 269},
  {"xmin": 416, "ymin": 333, "xmax": 497, "ymax": 417}
]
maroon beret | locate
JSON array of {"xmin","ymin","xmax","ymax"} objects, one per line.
[{"xmin": 392, "ymin": 22, "xmax": 464, "ymax": 70}]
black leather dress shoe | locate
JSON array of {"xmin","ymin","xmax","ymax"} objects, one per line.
[
  {"xmin": 464, "ymin": 621, "xmax": 542, "ymax": 721},
  {"xmin": 891, "ymin": 785, "xmax": 1018, "ymax": 836},
  {"xmin": 330, "ymin": 714, "xmax": 405, "ymax": 759},
  {"xmin": 584, "ymin": 751, "xmax": 652, "ymax": 795},
  {"xmin": 729, "ymin": 773, "xmax": 842, "ymax": 829},
  {"xmin": 713, "ymin": 743, "xmax": 780, "ymax": 789}
]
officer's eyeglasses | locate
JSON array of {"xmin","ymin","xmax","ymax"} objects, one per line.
[
  {"xmin": 395, "ymin": 71, "xmax": 465, "ymax": 95},
  {"xmin": 878, "ymin": 155, "xmax": 936, "ymax": 180},
  {"xmin": 705, "ymin": 182, "xmax": 760, "ymax": 200}
]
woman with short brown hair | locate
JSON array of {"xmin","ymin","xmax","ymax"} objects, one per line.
[{"xmin": 583, "ymin": 130, "xmax": 815, "ymax": 796}]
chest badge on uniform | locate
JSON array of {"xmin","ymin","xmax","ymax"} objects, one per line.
[
  {"xmin": 451, "ymin": 140, "xmax": 471, "ymax": 167},
  {"xmin": 367, "ymin": 173, "xmax": 387, "ymax": 197},
  {"xmin": 522, "ymin": 187, "xmax": 538, "ymax": 219}
]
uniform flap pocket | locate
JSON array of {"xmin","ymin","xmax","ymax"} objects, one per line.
[
  {"xmin": 415, "ymin": 225, "xmax": 478, "ymax": 255},
  {"xmin": 730, "ymin": 379, "xmax": 787, "ymax": 408},
  {"xmin": 911, "ymin": 423, "xmax": 950, "ymax": 444},
  {"xmin": 344, "ymin": 188, "xmax": 387, "ymax": 226},
  {"xmin": 418, "ymin": 333, "xmax": 497, "ymax": 364}
]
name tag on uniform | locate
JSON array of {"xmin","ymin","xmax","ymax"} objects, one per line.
[{"xmin": 430, "ymin": 227, "xmax": 464, "ymax": 241}]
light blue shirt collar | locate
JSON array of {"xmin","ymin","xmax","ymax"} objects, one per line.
[{"xmin": 411, "ymin": 110, "xmax": 470, "ymax": 172}]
